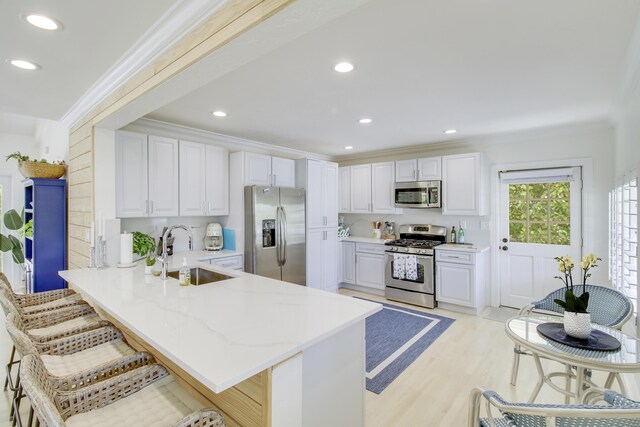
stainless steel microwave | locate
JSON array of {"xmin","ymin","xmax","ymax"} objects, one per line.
[{"xmin": 394, "ymin": 181, "xmax": 441, "ymax": 208}]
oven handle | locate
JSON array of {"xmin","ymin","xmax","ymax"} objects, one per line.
[{"xmin": 386, "ymin": 252, "xmax": 433, "ymax": 259}]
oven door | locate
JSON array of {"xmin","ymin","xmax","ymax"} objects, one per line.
[
  {"xmin": 385, "ymin": 252, "xmax": 434, "ymax": 294},
  {"xmin": 394, "ymin": 181, "xmax": 441, "ymax": 208}
]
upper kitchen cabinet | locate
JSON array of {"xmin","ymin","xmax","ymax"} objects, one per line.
[
  {"xmin": 245, "ymin": 153, "xmax": 296, "ymax": 188},
  {"xmin": 296, "ymin": 159, "xmax": 339, "ymax": 229},
  {"xmin": 342, "ymin": 162, "xmax": 399, "ymax": 214},
  {"xmin": 179, "ymin": 141, "xmax": 229, "ymax": 216},
  {"xmin": 338, "ymin": 167, "xmax": 351, "ymax": 213},
  {"xmin": 116, "ymin": 131, "xmax": 179, "ymax": 218},
  {"xmin": 395, "ymin": 157, "xmax": 441, "ymax": 182},
  {"xmin": 442, "ymin": 152, "xmax": 486, "ymax": 216}
]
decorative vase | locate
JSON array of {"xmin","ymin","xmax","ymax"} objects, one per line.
[{"xmin": 563, "ymin": 311, "xmax": 591, "ymax": 339}]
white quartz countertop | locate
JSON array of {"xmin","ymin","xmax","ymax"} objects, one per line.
[
  {"xmin": 176, "ymin": 249, "xmax": 243, "ymax": 263},
  {"xmin": 340, "ymin": 236, "xmax": 390, "ymax": 245},
  {"xmin": 59, "ymin": 260, "xmax": 380, "ymax": 393},
  {"xmin": 436, "ymin": 244, "xmax": 490, "ymax": 253}
]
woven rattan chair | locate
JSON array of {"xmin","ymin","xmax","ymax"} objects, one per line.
[
  {"xmin": 0, "ymin": 273, "xmax": 83, "ymax": 316},
  {"xmin": 20, "ymin": 355, "xmax": 226, "ymax": 426},
  {"xmin": 6, "ymin": 313, "xmax": 153, "ymax": 426},
  {"xmin": 469, "ymin": 387, "xmax": 640, "ymax": 427},
  {"xmin": 510, "ymin": 285, "xmax": 633, "ymax": 394}
]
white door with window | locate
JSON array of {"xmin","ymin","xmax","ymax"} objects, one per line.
[{"xmin": 499, "ymin": 167, "xmax": 582, "ymax": 308}]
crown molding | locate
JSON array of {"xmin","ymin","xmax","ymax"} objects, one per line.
[
  {"xmin": 59, "ymin": 0, "xmax": 230, "ymax": 129},
  {"xmin": 123, "ymin": 118, "xmax": 332, "ymax": 161}
]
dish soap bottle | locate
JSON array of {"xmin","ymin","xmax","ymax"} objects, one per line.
[
  {"xmin": 178, "ymin": 258, "xmax": 191, "ymax": 286},
  {"xmin": 450, "ymin": 226, "xmax": 457, "ymax": 243},
  {"xmin": 458, "ymin": 224, "xmax": 465, "ymax": 244}
]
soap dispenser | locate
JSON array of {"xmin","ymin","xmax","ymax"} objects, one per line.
[{"xmin": 179, "ymin": 258, "xmax": 191, "ymax": 286}]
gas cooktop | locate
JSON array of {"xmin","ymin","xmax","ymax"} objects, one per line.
[{"xmin": 384, "ymin": 239, "xmax": 444, "ymax": 249}]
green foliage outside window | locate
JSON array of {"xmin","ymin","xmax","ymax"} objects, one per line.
[{"xmin": 509, "ymin": 182, "xmax": 571, "ymax": 245}]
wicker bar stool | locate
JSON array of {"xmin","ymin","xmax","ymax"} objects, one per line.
[
  {"xmin": 0, "ymin": 289, "xmax": 108, "ymax": 397},
  {"xmin": 6, "ymin": 313, "xmax": 153, "ymax": 427},
  {"xmin": 0, "ymin": 273, "xmax": 83, "ymax": 316},
  {"xmin": 20, "ymin": 355, "xmax": 226, "ymax": 427}
]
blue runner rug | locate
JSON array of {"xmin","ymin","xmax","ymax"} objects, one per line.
[{"xmin": 356, "ymin": 297, "xmax": 455, "ymax": 394}]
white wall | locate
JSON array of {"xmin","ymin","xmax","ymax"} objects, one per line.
[
  {"xmin": 340, "ymin": 121, "xmax": 615, "ymax": 285},
  {"xmin": 34, "ymin": 119, "xmax": 69, "ymax": 163}
]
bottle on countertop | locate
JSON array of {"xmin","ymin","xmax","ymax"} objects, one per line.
[
  {"xmin": 179, "ymin": 257, "xmax": 191, "ymax": 286},
  {"xmin": 450, "ymin": 226, "xmax": 457, "ymax": 244},
  {"xmin": 458, "ymin": 224, "xmax": 465, "ymax": 244}
]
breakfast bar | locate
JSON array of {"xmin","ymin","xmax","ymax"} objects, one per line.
[{"xmin": 59, "ymin": 259, "xmax": 381, "ymax": 427}]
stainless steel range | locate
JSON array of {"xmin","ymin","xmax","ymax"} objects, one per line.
[{"xmin": 384, "ymin": 224, "xmax": 447, "ymax": 308}]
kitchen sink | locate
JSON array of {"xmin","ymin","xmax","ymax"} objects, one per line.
[{"xmin": 167, "ymin": 268, "xmax": 233, "ymax": 285}]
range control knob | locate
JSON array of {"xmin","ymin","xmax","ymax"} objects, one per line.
[
  {"xmin": 419, "ymin": 249, "xmax": 427, "ymax": 254},
  {"xmin": 401, "ymin": 248, "xmax": 409, "ymax": 253}
]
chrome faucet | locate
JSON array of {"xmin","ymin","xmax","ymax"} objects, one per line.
[{"xmin": 160, "ymin": 225, "xmax": 194, "ymax": 279}]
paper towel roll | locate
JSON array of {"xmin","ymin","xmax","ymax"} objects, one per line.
[{"xmin": 120, "ymin": 233, "xmax": 133, "ymax": 265}]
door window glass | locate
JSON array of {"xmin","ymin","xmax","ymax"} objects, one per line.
[{"xmin": 509, "ymin": 182, "xmax": 570, "ymax": 245}]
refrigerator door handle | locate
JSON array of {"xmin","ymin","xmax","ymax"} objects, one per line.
[
  {"xmin": 281, "ymin": 205, "xmax": 288, "ymax": 266},
  {"xmin": 276, "ymin": 206, "xmax": 282, "ymax": 266}
]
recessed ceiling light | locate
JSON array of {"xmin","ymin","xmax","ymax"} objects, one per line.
[
  {"xmin": 334, "ymin": 62, "xmax": 354, "ymax": 73},
  {"xmin": 444, "ymin": 129, "xmax": 457, "ymax": 134},
  {"xmin": 7, "ymin": 59, "xmax": 40, "ymax": 70},
  {"xmin": 212, "ymin": 111, "xmax": 227, "ymax": 117},
  {"xmin": 21, "ymin": 12, "xmax": 63, "ymax": 31},
  {"xmin": 358, "ymin": 118, "xmax": 372, "ymax": 124},
  {"xmin": 344, "ymin": 146, "xmax": 353, "ymax": 150}
]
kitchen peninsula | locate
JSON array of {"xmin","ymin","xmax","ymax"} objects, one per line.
[{"xmin": 59, "ymin": 258, "xmax": 380, "ymax": 427}]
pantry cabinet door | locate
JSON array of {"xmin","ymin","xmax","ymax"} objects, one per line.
[
  {"xmin": 324, "ymin": 162, "xmax": 339, "ymax": 227},
  {"xmin": 148, "ymin": 136, "xmax": 179, "ymax": 217},
  {"xmin": 179, "ymin": 141, "xmax": 207, "ymax": 216}
]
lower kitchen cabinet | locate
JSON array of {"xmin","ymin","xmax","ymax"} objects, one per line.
[
  {"xmin": 209, "ymin": 255, "xmax": 243, "ymax": 271},
  {"xmin": 355, "ymin": 253, "xmax": 386, "ymax": 290},
  {"xmin": 339, "ymin": 240, "xmax": 386, "ymax": 293},
  {"xmin": 435, "ymin": 248, "xmax": 488, "ymax": 314},
  {"xmin": 307, "ymin": 228, "xmax": 339, "ymax": 292},
  {"xmin": 340, "ymin": 242, "xmax": 356, "ymax": 285}
]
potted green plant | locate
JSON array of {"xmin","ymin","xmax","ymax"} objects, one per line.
[
  {"xmin": 0, "ymin": 209, "xmax": 26, "ymax": 265},
  {"xmin": 132, "ymin": 231, "xmax": 156, "ymax": 274},
  {"xmin": 553, "ymin": 253, "xmax": 601, "ymax": 339},
  {"xmin": 6, "ymin": 151, "xmax": 66, "ymax": 179}
]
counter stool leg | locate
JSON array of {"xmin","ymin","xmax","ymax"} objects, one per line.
[
  {"xmin": 12, "ymin": 384, "xmax": 24, "ymax": 427},
  {"xmin": 34, "ymin": 418, "xmax": 39, "ymax": 427},
  {"xmin": 4, "ymin": 345, "xmax": 15, "ymax": 390},
  {"xmin": 9, "ymin": 372, "xmax": 19, "ymax": 421},
  {"xmin": 27, "ymin": 407, "xmax": 33, "ymax": 427}
]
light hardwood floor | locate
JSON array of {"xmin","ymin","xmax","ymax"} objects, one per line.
[{"xmin": 0, "ymin": 289, "xmax": 632, "ymax": 427}]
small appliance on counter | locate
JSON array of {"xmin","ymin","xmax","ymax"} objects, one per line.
[
  {"xmin": 204, "ymin": 223, "xmax": 224, "ymax": 251},
  {"xmin": 383, "ymin": 221, "xmax": 396, "ymax": 240}
]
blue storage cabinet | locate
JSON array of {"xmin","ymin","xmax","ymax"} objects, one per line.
[{"xmin": 24, "ymin": 179, "xmax": 67, "ymax": 293}]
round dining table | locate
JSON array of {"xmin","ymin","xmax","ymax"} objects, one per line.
[{"xmin": 505, "ymin": 315, "xmax": 640, "ymax": 403}]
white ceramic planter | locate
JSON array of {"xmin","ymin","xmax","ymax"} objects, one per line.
[
  {"xmin": 563, "ymin": 312, "xmax": 591, "ymax": 339},
  {"xmin": 144, "ymin": 265, "xmax": 154, "ymax": 275}
]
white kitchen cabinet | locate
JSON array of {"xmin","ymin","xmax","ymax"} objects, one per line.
[
  {"xmin": 204, "ymin": 145, "xmax": 229, "ymax": 215},
  {"xmin": 350, "ymin": 164, "xmax": 372, "ymax": 213},
  {"xmin": 340, "ymin": 241, "xmax": 356, "ymax": 285},
  {"xmin": 245, "ymin": 153, "xmax": 296, "ymax": 187},
  {"xmin": 116, "ymin": 131, "xmax": 149, "ymax": 217},
  {"xmin": 209, "ymin": 255, "xmax": 243, "ymax": 270},
  {"xmin": 180, "ymin": 141, "xmax": 229, "ymax": 216},
  {"xmin": 307, "ymin": 228, "xmax": 338, "ymax": 292},
  {"xmin": 355, "ymin": 252, "xmax": 386, "ymax": 290},
  {"xmin": 296, "ymin": 159, "xmax": 338, "ymax": 229},
  {"xmin": 324, "ymin": 162, "xmax": 339, "ymax": 227},
  {"xmin": 147, "ymin": 136, "xmax": 179, "ymax": 217},
  {"xmin": 371, "ymin": 162, "xmax": 396, "ymax": 214},
  {"xmin": 417, "ymin": 157, "xmax": 442, "ymax": 181},
  {"xmin": 338, "ymin": 167, "xmax": 351, "ymax": 213},
  {"xmin": 435, "ymin": 248, "xmax": 488, "ymax": 314},
  {"xmin": 395, "ymin": 157, "xmax": 441, "ymax": 182},
  {"xmin": 442, "ymin": 152, "xmax": 485, "ymax": 215}
]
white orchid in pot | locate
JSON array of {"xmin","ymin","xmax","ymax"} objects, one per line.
[{"xmin": 553, "ymin": 253, "xmax": 601, "ymax": 339}]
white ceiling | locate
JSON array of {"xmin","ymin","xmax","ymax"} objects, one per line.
[
  {"xmin": 0, "ymin": 0, "xmax": 175, "ymax": 121},
  {"xmin": 147, "ymin": 0, "xmax": 640, "ymax": 156}
]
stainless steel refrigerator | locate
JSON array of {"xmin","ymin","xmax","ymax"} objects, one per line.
[{"xmin": 244, "ymin": 186, "xmax": 306, "ymax": 285}]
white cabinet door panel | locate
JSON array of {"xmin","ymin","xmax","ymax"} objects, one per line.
[
  {"xmin": 442, "ymin": 153, "xmax": 481, "ymax": 215},
  {"xmin": 355, "ymin": 252, "xmax": 385, "ymax": 290},
  {"xmin": 417, "ymin": 157, "xmax": 442, "ymax": 181},
  {"xmin": 436, "ymin": 262, "xmax": 475, "ymax": 307},
  {"xmin": 324, "ymin": 162, "xmax": 339, "ymax": 227},
  {"xmin": 272, "ymin": 157, "xmax": 296, "ymax": 188},
  {"xmin": 245, "ymin": 153, "xmax": 272, "ymax": 186},
  {"xmin": 306, "ymin": 228, "xmax": 324, "ymax": 290},
  {"xmin": 323, "ymin": 228, "xmax": 339, "ymax": 292},
  {"xmin": 341, "ymin": 242, "xmax": 356, "ymax": 285},
  {"xmin": 116, "ymin": 131, "xmax": 148, "ymax": 217},
  {"xmin": 339, "ymin": 167, "xmax": 351, "ymax": 213},
  {"xmin": 350, "ymin": 164, "xmax": 372, "ymax": 213},
  {"xmin": 395, "ymin": 159, "xmax": 417, "ymax": 182},
  {"xmin": 306, "ymin": 160, "xmax": 324, "ymax": 229},
  {"xmin": 205, "ymin": 145, "xmax": 229, "ymax": 215},
  {"xmin": 148, "ymin": 136, "xmax": 179, "ymax": 217},
  {"xmin": 371, "ymin": 162, "xmax": 395, "ymax": 213},
  {"xmin": 179, "ymin": 141, "xmax": 206, "ymax": 216}
]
